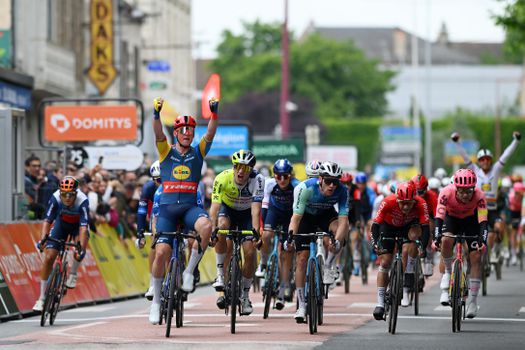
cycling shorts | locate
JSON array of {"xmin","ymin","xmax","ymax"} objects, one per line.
[
  {"xmin": 219, "ymin": 204, "xmax": 253, "ymax": 233},
  {"xmin": 442, "ymin": 214, "xmax": 480, "ymax": 253},
  {"xmin": 156, "ymin": 203, "xmax": 208, "ymax": 248},
  {"xmin": 378, "ymin": 221, "xmax": 418, "ymax": 255},
  {"xmin": 264, "ymin": 206, "xmax": 292, "ymax": 232},
  {"xmin": 487, "ymin": 209, "xmax": 502, "ymax": 231},
  {"xmin": 47, "ymin": 222, "xmax": 83, "ymax": 251},
  {"xmin": 510, "ymin": 210, "xmax": 521, "ymax": 229},
  {"xmin": 295, "ymin": 208, "xmax": 338, "ymax": 252}
]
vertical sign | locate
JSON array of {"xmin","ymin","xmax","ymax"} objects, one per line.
[
  {"xmin": 87, "ymin": 0, "xmax": 117, "ymax": 96},
  {"xmin": 0, "ymin": 0, "xmax": 12, "ymax": 68}
]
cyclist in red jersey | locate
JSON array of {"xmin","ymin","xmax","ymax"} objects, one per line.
[
  {"xmin": 371, "ymin": 181, "xmax": 430, "ymax": 319},
  {"xmin": 434, "ymin": 168, "xmax": 488, "ymax": 319},
  {"xmin": 412, "ymin": 174, "xmax": 437, "ymax": 277}
]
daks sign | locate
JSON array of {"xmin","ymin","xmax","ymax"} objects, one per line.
[{"xmin": 44, "ymin": 105, "xmax": 137, "ymax": 141}]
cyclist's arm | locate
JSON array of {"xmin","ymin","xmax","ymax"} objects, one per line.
[
  {"xmin": 261, "ymin": 178, "xmax": 274, "ymax": 210},
  {"xmin": 203, "ymin": 113, "xmax": 218, "ymax": 144},
  {"xmin": 250, "ymin": 174, "xmax": 265, "ymax": 232},
  {"xmin": 40, "ymin": 220, "xmax": 52, "ymax": 241},
  {"xmin": 251, "ymin": 202, "xmax": 262, "ymax": 232},
  {"xmin": 454, "ymin": 140, "xmax": 473, "ymax": 166},
  {"xmin": 498, "ymin": 137, "xmax": 520, "ymax": 166},
  {"xmin": 137, "ymin": 182, "xmax": 155, "ymax": 232},
  {"xmin": 209, "ymin": 202, "xmax": 221, "ymax": 230},
  {"xmin": 288, "ymin": 213, "xmax": 302, "ymax": 235}
]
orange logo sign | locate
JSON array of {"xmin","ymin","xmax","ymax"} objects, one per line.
[{"xmin": 44, "ymin": 105, "xmax": 137, "ymax": 141}]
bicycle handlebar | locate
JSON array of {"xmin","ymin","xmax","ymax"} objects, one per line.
[{"xmin": 41, "ymin": 236, "xmax": 81, "ymax": 253}]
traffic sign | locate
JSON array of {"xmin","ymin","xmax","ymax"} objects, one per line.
[{"xmin": 147, "ymin": 60, "xmax": 171, "ymax": 72}]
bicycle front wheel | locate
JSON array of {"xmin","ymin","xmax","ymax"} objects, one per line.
[
  {"xmin": 263, "ymin": 254, "xmax": 278, "ymax": 319},
  {"xmin": 165, "ymin": 259, "xmax": 178, "ymax": 337},
  {"xmin": 230, "ymin": 255, "xmax": 240, "ymax": 334},
  {"xmin": 388, "ymin": 259, "xmax": 402, "ymax": 334},
  {"xmin": 40, "ymin": 265, "xmax": 59, "ymax": 327},
  {"xmin": 175, "ymin": 261, "xmax": 184, "ymax": 328},
  {"xmin": 451, "ymin": 260, "xmax": 462, "ymax": 333},
  {"xmin": 316, "ymin": 259, "xmax": 324, "ymax": 326},
  {"xmin": 307, "ymin": 259, "xmax": 317, "ymax": 334},
  {"xmin": 341, "ymin": 244, "xmax": 352, "ymax": 294},
  {"xmin": 50, "ymin": 263, "xmax": 68, "ymax": 325},
  {"xmin": 482, "ymin": 253, "xmax": 488, "ymax": 296},
  {"xmin": 413, "ymin": 257, "xmax": 421, "ymax": 316}
]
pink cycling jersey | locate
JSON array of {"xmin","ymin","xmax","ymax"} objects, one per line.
[
  {"xmin": 508, "ymin": 189, "xmax": 523, "ymax": 212},
  {"xmin": 435, "ymin": 184, "xmax": 488, "ymax": 223}
]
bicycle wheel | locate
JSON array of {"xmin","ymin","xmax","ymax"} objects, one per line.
[
  {"xmin": 316, "ymin": 259, "xmax": 324, "ymax": 326},
  {"xmin": 482, "ymin": 253, "xmax": 488, "ymax": 296},
  {"xmin": 40, "ymin": 265, "xmax": 59, "ymax": 327},
  {"xmin": 307, "ymin": 259, "xmax": 317, "ymax": 334},
  {"xmin": 388, "ymin": 260, "xmax": 402, "ymax": 334},
  {"xmin": 413, "ymin": 258, "xmax": 420, "ymax": 316},
  {"xmin": 451, "ymin": 260, "xmax": 462, "ymax": 333},
  {"xmin": 263, "ymin": 254, "xmax": 278, "ymax": 319},
  {"xmin": 361, "ymin": 241, "xmax": 369, "ymax": 285},
  {"xmin": 175, "ymin": 261, "xmax": 184, "ymax": 328},
  {"xmin": 495, "ymin": 257, "xmax": 503, "ymax": 280},
  {"xmin": 230, "ymin": 254, "xmax": 240, "ymax": 334},
  {"xmin": 342, "ymin": 244, "xmax": 352, "ymax": 294},
  {"xmin": 165, "ymin": 260, "xmax": 177, "ymax": 338},
  {"xmin": 50, "ymin": 264, "xmax": 68, "ymax": 325},
  {"xmin": 159, "ymin": 279, "xmax": 166, "ymax": 326},
  {"xmin": 519, "ymin": 238, "xmax": 524, "ymax": 272}
]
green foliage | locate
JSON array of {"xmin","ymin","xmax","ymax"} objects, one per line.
[
  {"xmin": 494, "ymin": 0, "xmax": 525, "ymax": 60},
  {"xmin": 210, "ymin": 21, "xmax": 395, "ymax": 119}
]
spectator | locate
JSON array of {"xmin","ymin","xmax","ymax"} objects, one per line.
[
  {"xmin": 24, "ymin": 155, "xmax": 44, "ymax": 219},
  {"xmin": 38, "ymin": 165, "xmax": 62, "ymax": 207}
]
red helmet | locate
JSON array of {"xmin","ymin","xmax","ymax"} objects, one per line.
[
  {"xmin": 341, "ymin": 172, "xmax": 353, "ymax": 184},
  {"xmin": 453, "ymin": 168, "xmax": 477, "ymax": 188},
  {"xmin": 396, "ymin": 181, "xmax": 416, "ymax": 201},
  {"xmin": 411, "ymin": 174, "xmax": 428, "ymax": 191},
  {"xmin": 60, "ymin": 176, "xmax": 79, "ymax": 193},
  {"xmin": 173, "ymin": 115, "xmax": 197, "ymax": 131}
]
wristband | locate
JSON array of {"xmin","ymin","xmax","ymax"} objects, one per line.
[
  {"xmin": 211, "ymin": 112, "xmax": 218, "ymax": 120},
  {"xmin": 153, "ymin": 111, "xmax": 160, "ymax": 120}
]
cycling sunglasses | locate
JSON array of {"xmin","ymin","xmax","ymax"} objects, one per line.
[
  {"xmin": 323, "ymin": 178, "xmax": 339, "ymax": 186},
  {"xmin": 60, "ymin": 192, "xmax": 77, "ymax": 199},
  {"xmin": 275, "ymin": 173, "xmax": 290, "ymax": 180},
  {"xmin": 234, "ymin": 164, "xmax": 252, "ymax": 173},
  {"xmin": 417, "ymin": 189, "xmax": 426, "ymax": 196},
  {"xmin": 457, "ymin": 187, "xmax": 475, "ymax": 195},
  {"xmin": 396, "ymin": 199, "xmax": 415, "ymax": 205},
  {"xmin": 177, "ymin": 126, "xmax": 195, "ymax": 135},
  {"xmin": 153, "ymin": 177, "xmax": 162, "ymax": 184}
]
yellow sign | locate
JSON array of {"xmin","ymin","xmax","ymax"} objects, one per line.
[
  {"xmin": 87, "ymin": 0, "xmax": 117, "ymax": 96},
  {"xmin": 173, "ymin": 165, "xmax": 191, "ymax": 180}
]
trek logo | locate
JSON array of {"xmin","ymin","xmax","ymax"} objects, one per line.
[
  {"xmin": 44, "ymin": 105, "xmax": 137, "ymax": 141},
  {"xmin": 163, "ymin": 181, "xmax": 198, "ymax": 193},
  {"xmin": 172, "ymin": 165, "xmax": 191, "ymax": 180}
]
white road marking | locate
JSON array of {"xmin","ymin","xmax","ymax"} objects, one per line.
[
  {"xmin": 62, "ymin": 305, "xmax": 116, "ymax": 313},
  {"xmin": 347, "ymin": 302, "xmax": 376, "ymax": 308},
  {"xmin": 48, "ymin": 321, "xmax": 107, "ymax": 336},
  {"xmin": 434, "ymin": 305, "xmax": 451, "ymax": 311},
  {"xmin": 519, "ymin": 307, "xmax": 525, "ymax": 313}
]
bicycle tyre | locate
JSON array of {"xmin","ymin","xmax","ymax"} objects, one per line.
[
  {"xmin": 165, "ymin": 259, "xmax": 177, "ymax": 337},
  {"xmin": 519, "ymin": 241, "xmax": 523, "ymax": 272},
  {"xmin": 389, "ymin": 259, "xmax": 402, "ymax": 334},
  {"xmin": 361, "ymin": 241, "xmax": 369, "ymax": 285},
  {"xmin": 317, "ymin": 259, "xmax": 324, "ymax": 326},
  {"xmin": 342, "ymin": 244, "xmax": 352, "ymax": 294},
  {"xmin": 230, "ymin": 254, "xmax": 240, "ymax": 334},
  {"xmin": 263, "ymin": 254, "xmax": 278, "ymax": 319},
  {"xmin": 159, "ymin": 279, "xmax": 166, "ymax": 326},
  {"xmin": 451, "ymin": 260, "xmax": 461, "ymax": 333},
  {"xmin": 307, "ymin": 259, "xmax": 317, "ymax": 334},
  {"xmin": 175, "ymin": 261, "xmax": 184, "ymax": 328},
  {"xmin": 50, "ymin": 263, "xmax": 67, "ymax": 325},
  {"xmin": 482, "ymin": 254, "xmax": 488, "ymax": 296},
  {"xmin": 413, "ymin": 257, "xmax": 420, "ymax": 316},
  {"xmin": 40, "ymin": 265, "xmax": 59, "ymax": 327},
  {"xmin": 495, "ymin": 259, "xmax": 502, "ymax": 280}
]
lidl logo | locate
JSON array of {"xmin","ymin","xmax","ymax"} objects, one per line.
[
  {"xmin": 482, "ymin": 183, "xmax": 491, "ymax": 192},
  {"xmin": 173, "ymin": 165, "xmax": 191, "ymax": 180}
]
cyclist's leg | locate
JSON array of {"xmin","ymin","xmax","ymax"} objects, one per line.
[
  {"xmin": 258, "ymin": 208, "xmax": 278, "ymax": 277},
  {"xmin": 213, "ymin": 205, "xmax": 231, "ymax": 290},
  {"xmin": 182, "ymin": 206, "xmax": 211, "ymax": 291},
  {"xmin": 465, "ymin": 221, "xmax": 482, "ymax": 318},
  {"xmin": 439, "ymin": 215, "xmax": 457, "ymax": 305},
  {"xmin": 66, "ymin": 227, "xmax": 88, "ymax": 288},
  {"xmin": 278, "ymin": 216, "xmax": 293, "ymax": 301},
  {"xmin": 401, "ymin": 224, "xmax": 421, "ymax": 306},
  {"xmin": 509, "ymin": 211, "xmax": 520, "ymax": 264},
  {"xmin": 350, "ymin": 225, "xmax": 360, "ymax": 274},
  {"xmin": 293, "ymin": 214, "xmax": 314, "ymax": 321},
  {"xmin": 487, "ymin": 210, "xmax": 499, "ymax": 261},
  {"xmin": 373, "ymin": 225, "xmax": 394, "ymax": 320}
]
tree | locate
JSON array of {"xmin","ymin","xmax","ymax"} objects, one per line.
[{"xmin": 210, "ymin": 21, "xmax": 395, "ymax": 119}]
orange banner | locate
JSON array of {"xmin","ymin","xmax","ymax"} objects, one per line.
[{"xmin": 44, "ymin": 105, "xmax": 137, "ymax": 141}]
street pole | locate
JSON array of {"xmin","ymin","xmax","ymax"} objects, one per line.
[
  {"xmin": 412, "ymin": 0, "xmax": 420, "ymax": 171},
  {"xmin": 424, "ymin": 0, "xmax": 432, "ymax": 176},
  {"xmin": 280, "ymin": 0, "xmax": 290, "ymax": 139}
]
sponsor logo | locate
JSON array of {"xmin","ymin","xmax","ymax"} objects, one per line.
[
  {"xmin": 50, "ymin": 114, "xmax": 71, "ymax": 133},
  {"xmin": 172, "ymin": 165, "xmax": 191, "ymax": 180},
  {"xmin": 163, "ymin": 181, "xmax": 198, "ymax": 193}
]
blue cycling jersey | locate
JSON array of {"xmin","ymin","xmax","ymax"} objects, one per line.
[
  {"xmin": 45, "ymin": 189, "xmax": 90, "ymax": 227},
  {"xmin": 137, "ymin": 179, "xmax": 159, "ymax": 232},
  {"xmin": 293, "ymin": 178, "xmax": 348, "ymax": 216},
  {"xmin": 262, "ymin": 177, "xmax": 300, "ymax": 212}
]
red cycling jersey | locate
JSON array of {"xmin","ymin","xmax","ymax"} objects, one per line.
[
  {"xmin": 421, "ymin": 190, "xmax": 438, "ymax": 218},
  {"xmin": 373, "ymin": 194, "xmax": 430, "ymax": 227},
  {"xmin": 435, "ymin": 184, "xmax": 488, "ymax": 223}
]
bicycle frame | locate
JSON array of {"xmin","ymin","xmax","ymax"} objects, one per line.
[{"xmin": 445, "ymin": 234, "xmax": 470, "ymax": 333}]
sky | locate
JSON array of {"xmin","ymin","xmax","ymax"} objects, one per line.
[{"xmin": 192, "ymin": 0, "xmax": 507, "ymax": 58}]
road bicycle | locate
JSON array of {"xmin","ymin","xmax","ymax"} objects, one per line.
[
  {"xmin": 262, "ymin": 228, "xmax": 286, "ymax": 319},
  {"xmin": 39, "ymin": 236, "xmax": 80, "ymax": 327},
  {"xmin": 408, "ymin": 241, "xmax": 424, "ymax": 316},
  {"xmin": 157, "ymin": 230, "xmax": 201, "ymax": 337}
]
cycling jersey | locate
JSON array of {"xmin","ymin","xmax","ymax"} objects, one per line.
[
  {"xmin": 262, "ymin": 177, "xmax": 300, "ymax": 211},
  {"xmin": 435, "ymin": 184, "xmax": 487, "ymax": 223},
  {"xmin": 421, "ymin": 190, "xmax": 438, "ymax": 218},
  {"xmin": 456, "ymin": 139, "xmax": 519, "ymax": 210},
  {"xmin": 152, "ymin": 184, "xmax": 163, "ymax": 218},
  {"xmin": 508, "ymin": 189, "xmax": 522, "ymax": 212},
  {"xmin": 292, "ymin": 178, "xmax": 349, "ymax": 216},
  {"xmin": 137, "ymin": 180, "xmax": 159, "ymax": 231},
  {"xmin": 373, "ymin": 194, "xmax": 429, "ymax": 227},
  {"xmin": 347, "ymin": 184, "xmax": 362, "ymax": 225},
  {"xmin": 212, "ymin": 168, "xmax": 265, "ymax": 210},
  {"xmin": 156, "ymin": 137, "xmax": 211, "ymax": 205},
  {"xmin": 359, "ymin": 186, "xmax": 376, "ymax": 221}
]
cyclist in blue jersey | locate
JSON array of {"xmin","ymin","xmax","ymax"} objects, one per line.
[
  {"xmin": 33, "ymin": 176, "xmax": 89, "ymax": 312},
  {"xmin": 148, "ymin": 97, "xmax": 218, "ymax": 325},
  {"xmin": 285, "ymin": 161, "xmax": 349, "ymax": 322},
  {"xmin": 257, "ymin": 159, "xmax": 299, "ymax": 309},
  {"xmin": 135, "ymin": 161, "xmax": 162, "ymax": 300}
]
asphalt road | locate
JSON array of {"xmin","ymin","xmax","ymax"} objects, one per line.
[{"xmin": 1, "ymin": 262, "xmax": 524, "ymax": 350}]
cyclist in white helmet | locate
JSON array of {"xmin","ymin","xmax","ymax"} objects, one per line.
[{"xmin": 305, "ymin": 160, "xmax": 321, "ymax": 178}]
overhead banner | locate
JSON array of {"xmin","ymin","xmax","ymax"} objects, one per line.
[
  {"xmin": 44, "ymin": 105, "xmax": 137, "ymax": 141},
  {"xmin": 253, "ymin": 139, "xmax": 304, "ymax": 163},
  {"xmin": 192, "ymin": 125, "xmax": 250, "ymax": 157},
  {"xmin": 87, "ymin": 0, "xmax": 117, "ymax": 95},
  {"xmin": 307, "ymin": 145, "xmax": 358, "ymax": 170}
]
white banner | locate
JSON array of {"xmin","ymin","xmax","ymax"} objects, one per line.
[
  {"xmin": 84, "ymin": 145, "xmax": 144, "ymax": 171},
  {"xmin": 306, "ymin": 145, "xmax": 358, "ymax": 170}
]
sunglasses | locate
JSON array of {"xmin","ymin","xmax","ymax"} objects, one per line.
[
  {"xmin": 457, "ymin": 187, "xmax": 475, "ymax": 195},
  {"xmin": 176, "ymin": 126, "xmax": 195, "ymax": 135},
  {"xmin": 153, "ymin": 177, "xmax": 162, "ymax": 184},
  {"xmin": 323, "ymin": 178, "xmax": 339, "ymax": 186},
  {"xmin": 275, "ymin": 173, "xmax": 290, "ymax": 180},
  {"xmin": 67, "ymin": 167, "xmax": 76, "ymax": 172},
  {"xmin": 234, "ymin": 164, "xmax": 252, "ymax": 173},
  {"xmin": 417, "ymin": 189, "xmax": 426, "ymax": 196},
  {"xmin": 397, "ymin": 199, "xmax": 415, "ymax": 205},
  {"xmin": 60, "ymin": 192, "xmax": 77, "ymax": 199}
]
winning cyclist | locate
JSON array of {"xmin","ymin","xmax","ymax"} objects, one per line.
[
  {"xmin": 371, "ymin": 181, "xmax": 430, "ymax": 319},
  {"xmin": 258, "ymin": 159, "xmax": 299, "ymax": 309},
  {"xmin": 286, "ymin": 161, "xmax": 349, "ymax": 323},
  {"xmin": 434, "ymin": 169, "xmax": 488, "ymax": 318},
  {"xmin": 33, "ymin": 176, "xmax": 89, "ymax": 312},
  {"xmin": 148, "ymin": 97, "xmax": 218, "ymax": 324},
  {"xmin": 209, "ymin": 150, "xmax": 265, "ymax": 316},
  {"xmin": 452, "ymin": 131, "xmax": 520, "ymax": 266}
]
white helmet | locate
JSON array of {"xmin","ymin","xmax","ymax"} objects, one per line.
[
  {"xmin": 477, "ymin": 149, "xmax": 493, "ymax": 161},
  {"xmin": 305, "ymin": 160, "xmax": 321, "ymax": 178},
  {"xmin": 434, "ymin": 168, "xmax": 447, "ymax": 180},
  {"xmin": 150, "ymin": 160, "xmax": 160, "ymax": 178},
  {"xmin": 428, "ymin": 177, "xmax": 440, "ymax": 190},
  {"xmin": 441, "ymin": 176, "xmax": 451, "ymax": 187},
  {"xmin": 318, "ymin": 161, "xmax": 343, "ymax": 178},
  {"xmin": 501, "ymin": 177, "xmax": 512, "ymax": 188}
]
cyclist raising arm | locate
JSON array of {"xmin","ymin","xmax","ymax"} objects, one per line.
[
  {"xmin": 33, "ymin": 177, "xmax": 89, "ymax": 312},
  {"xmin": 148, "ymin": 97, "xmax": 218, "ymax": 325}
]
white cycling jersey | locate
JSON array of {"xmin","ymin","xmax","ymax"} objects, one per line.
[{"xmin": 455, "ymin": 139, "xmax": 519, "ymax": 210}]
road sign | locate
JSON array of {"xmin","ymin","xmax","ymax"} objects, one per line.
[{"xmin": 146, "ymin": 60, "xmax": 171, "ymax": 72}]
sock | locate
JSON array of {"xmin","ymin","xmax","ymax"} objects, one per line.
[
  {"xmin": 403, "ymin": 287, "xmax": 410, "ymax": 295},
  {"xmin": 406, "ymin": 256, "xmax": 416, "ymax": 274},
  {"xmin": 326, "ymin": 251, "xmax": 336, "ymax": 267},
  {"xmin": 185, "ymin": 248, "xmax": 202, "ymax": 275},
  {"xmin": 469, "ymin": 278, "xmax": 481, "ymax": 303},
  {"xmin": 443, "ymin": 257, "xmax": 454, "ymax": 273},
  {"xmin": 216, "ymin": 253, "xmax": 225, "ymax": 276},
  {"xmin": 377, "ymin": 287, "xmax": 385, "ymax": 307},
  {"xmin": 260, "ymin": 252, "xmax": 268, "ymax": 266},
  {"xmin": 297, "ymin": 287, "xmax": 306, "ymax": 309},
  {"xmin": 39, "ymin": 279, "xmax": 48, "ymax": 300},
  {"xmin": 70, "ymin": 259, "xmax": 80, "ymax": 275},
  {"xmin": 152, "ymin": 277, "xmax": 163, "ymax": 305},
  {"xmin": 241, "ymin": 277, "xmax": 252, "ymax": 299},
  {"xmin": 149, "ymin": 275, "xmax": 154, "ymax": 288}
]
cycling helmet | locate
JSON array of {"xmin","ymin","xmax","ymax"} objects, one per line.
[
  {"xmin": 150, "ymin": 160, "xmax": 160, "ymax": 178},
  {"xmin": 305, "ymin": 160, "xmax": 321, "ymax": 178},
  {"xmin": 396, "ymin": 181, "xmax": 416, "ymax": 201},
  {"xmin": 340, "ymin": 172, "xmax": 353, "ymax": 185},
  {"xmin": 501, "ymin": 177, "xmax": 512, "ymax": 188},
  {"xmin": 231, "ymin": 149, "xmax": 256, "ymax": 167},
  {"xmin": 387, "ymin": 180, "xmax": 398, "ymax": 194},
  {"xmin": 441, "ymin": 177, "xmax": 451, "ymax": 187},
  {"xmin": 434, "ymin": 168, "xmax": 447, "ymax": 180},
  {"xmin": 428, "ymin": 177, "xmax": 440, "ymax": 190},
  {"xmin": 411, "ymin": 174, "xmax": 428, "ymax": 191},
  {"xmin": 477, "ymin": 149, "xmax": 493, "ymax": 161},
  {"xmin": 513, "ymin": 182, "xmax": 525, "ymax": 193},
  {"xmin": 453, "ymin": 168, "xmax": 477, "ymax": 188},
  {"xmin": 173, "ymin": 115, "xmax": 197, "ymax": 131},
  {"xmin": 60, "ymin": 176, "xmax": 79, "ymax": 193},
  {"xmin": 273, "ymin": 159, "xmax": 293, "ymax": 174},
  {"xmin": 318, "ymin": 161, "xmax": 343, "ymax": 178},
  {"xmin": 355, "ymin": 172, "xmax": 367, "ymax": 184}
]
